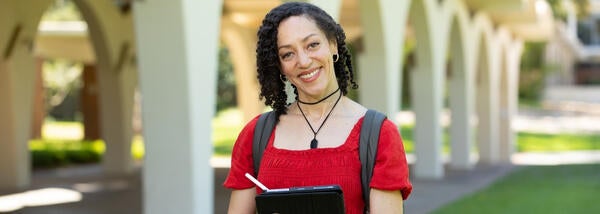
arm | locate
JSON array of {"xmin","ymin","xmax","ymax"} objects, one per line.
[
  {"xmin": 227, "ymin": 188, "xmax": 256, "ymax": 214},
  {"xmin": 368, "ymin": 119, "xmax": 412, "ymax": 213},
  {"xmin": 369, "ymin": 188, "xmax": 404, "ymax": 214}
]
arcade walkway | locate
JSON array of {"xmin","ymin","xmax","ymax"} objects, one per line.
[
  {"xmin": 6, "ymin": 150, "xmax": 600, "ymax": 214},
  {"xmin": 9, "ymin": 161, "xmax": 517, "ymax": 214}
]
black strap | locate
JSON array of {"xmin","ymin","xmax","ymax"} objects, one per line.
[
  {"xmin": 359, "ymin": 109, "xmax": 386, "ymax": 213},
  {"xmin": 252, "ymin": 111, "xmax": 276, "ymax": 177}
]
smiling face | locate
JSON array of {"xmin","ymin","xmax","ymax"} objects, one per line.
[{"xmin": 277, "ymin": 15, "xmax": 338, "ymax": 101}]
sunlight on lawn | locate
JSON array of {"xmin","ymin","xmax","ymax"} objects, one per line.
[
  {"xmin": 38, "ymin": 108, "xmax": 600, "ymax": 160},
  {"xmin": 0, "ymin": 188, "xmax": 82, "ymax": 213},
  {"xmin": 37, "ymin": 108, "xmax": 246, "ymax": 159},
  {"xmin": 37, "ymin": 121, "xmax": 144, "ymax": 160},
  {"xmin": 42, "ymin": 121, "xmax": 83, "ymax": 140}
]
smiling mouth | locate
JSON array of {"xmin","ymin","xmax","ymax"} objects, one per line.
[{"xmin": 299, "ymin": 67, "xmax": 320, "ymax": 79}]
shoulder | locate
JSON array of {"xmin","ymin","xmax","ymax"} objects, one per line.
[
  {"xmin": 379, "ymin": 118, "xmax": 401, "ymax": 142},
  {"xmin": 233, "ymin": 113, "xmax": 265, "ymax": 147},
  {"xmin": 346, "ymin": 97, "xmax": 368, "ymax": 113},
  {"xmin": 361, "ymin": 109, "xmax": 397, "ymax": 132},
  {"xmin": 341, "ymin": 97, "xmax": 368, "ymax": 120},
  {"xmin": 240, "ymin": 114, "xmax": 262, "ymax": 135},
  {"xmin": 380, "ymin": 119, "xmax": 399, "ymax": 132}
]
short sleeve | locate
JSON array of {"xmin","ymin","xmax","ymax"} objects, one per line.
[
  {"xmin": 223, "ymin": 115, "xmax": 261, "ymax": 189},
  {"xmin": 369, "ymin": 119, "xmax": 413, "ymax": 200}
]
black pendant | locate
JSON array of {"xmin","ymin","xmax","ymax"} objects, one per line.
[{"xmin": 310, "ymin": 138, "xmax": 318, "ymax": 149}]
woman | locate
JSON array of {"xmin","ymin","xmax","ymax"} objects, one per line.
[{"xmin": 224, "ymin": 2, "xmax": 411, "ymax": 213}]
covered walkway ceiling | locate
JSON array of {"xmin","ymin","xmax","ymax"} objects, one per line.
[
  {"xmin": 35, "ymin": 0, "xmax": 553, "ymax": 61},
  {"xmin": 221, "ymin": 0, "xmax": 553, "ymax": 40}
]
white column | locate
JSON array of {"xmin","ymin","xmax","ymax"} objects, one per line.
[
  {"xmin": 0, "ymin": 1, "xmax": 21, "ymax": 190},
  {"xmin": 410, "ymin": 0, "xmax": 445, "ymax": 179},
  {"xmin": 411, "ymin": 64, "xmax": 444, "ymax": 179},
  {"xmin": 499, "ymin": 40, "xmax": 523, "ymax": 163},
  {"xmin": 357, "ymin": 0, "xmax": 408, "ymax": 116},
  {"xmin": 476, "ymin": 39, "xmax": 500, "ymax": 165},
  {"xmin": 6, "ymin": 12, "xmax": 44, "ymax": 190},
  {"xmin": 0, "ymin": 0, "xmax": 53, "ymax": 190},
  {"xmin": 96, "ymin": 68, "xmax": 136, "ymax": 174},
  {"xmin": 75, "ymin": 0, "xmax": 135, "ymax": 175},
  {"xmin": 448, "ymin": 10, "xmax": 480, "ymax": 169},
  {"xmin": 7, "ymin": 35, "xmax": 37, "ymax": 192},
  {"xmin": 448, "ymin": 27, "xmax": 474, "ymax": 170},
  {"xmin": 94, "ymin": 61, "xmax": 135, "ymax": 174},
  {"xmin": 133, "ymin": 0, "xmax": 221, "ymax": 213},
  {"xmin": 0, "ymin": 58, "xmax": 22, "ymax": 190}
]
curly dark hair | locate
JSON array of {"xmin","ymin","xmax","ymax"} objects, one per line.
[{"xmin": 256, "ymin": 2, "xmax": 358, "ymax": 121}]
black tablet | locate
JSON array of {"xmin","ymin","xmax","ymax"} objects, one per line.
[{"xmin": 255, "ymin": 185, "xmax": 345, "ymax": 214}]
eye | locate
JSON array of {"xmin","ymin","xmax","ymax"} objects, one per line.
[
  {"xmin": 280, "ymin": 52, "xmax": 294, "ymax": 61},
  {"xmin": 308, "ymin": 42, "xmax": 320, "ymax": 49}
]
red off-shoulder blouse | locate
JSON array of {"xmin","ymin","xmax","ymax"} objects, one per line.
[{"xmin": 224, "ymin": 115, "xmax": 412, "ymax": 214}]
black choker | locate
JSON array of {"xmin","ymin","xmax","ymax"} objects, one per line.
[
  {"xmin": 297, "ymin": 88, "xmax": 340, "ymax": 105},
  {"xmin": 297, "ymin": 90, "xmax": 342, "ymax": 149}
]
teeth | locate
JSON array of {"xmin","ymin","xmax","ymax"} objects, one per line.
[{"xmin": 300, "ymin": 69, "xmax": 319, "ymax": 79}]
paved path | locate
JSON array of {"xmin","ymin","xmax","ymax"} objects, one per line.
[
  {"xmin": 4, "ymin": 150, "xmax": 600, "ymax": 214},
  {"xmin": 2, "ymin": 165, "xmax": 231, "ymax": 214},
  {"xmin": 3, "ymin": 163, "xmax": 516, "ymax": 214}
]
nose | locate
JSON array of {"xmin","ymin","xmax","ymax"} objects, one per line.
[{"xmin": 297, "ymin": 50, "xmax": 311, "ymax": 68}]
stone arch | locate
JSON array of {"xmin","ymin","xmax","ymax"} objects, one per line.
[
  {"xmin": 408, "ymin": 0, "xmax": 435, "ymax": 75},
  {"xmin": 473, "ymin": 12, "xmax": 502, "ymax": 164},
  {"xmin": 498, "ymin": 44, "xmax": 510, "ymax": 161},
  {"xmin": 0, "ymin": 0, "xmax": 61, "ymax": 189},
  {"xmin": 498, "ymin": 35, "xmax": 523, "ymax": 163},
  {"xmin": 407, "ymin": 0, "xmax": 446, "ymax": 179},
  {"xmin": 357, "ymin": 0, "xmax": 410, "ymax": 116},
  {"xmin": 71, "ymin": 0, "xmax": 137, "ymax": 174},
  {"xmin": 0, "ymin": 0, "xmax": 132, "ymax": 189},
  {"xmin": 442, "ymin": 0, "xmax": 475, "ymax": 169},
  {"xmin": 220, "ymin": 17, "xmax": 264, "ymax": 123}
]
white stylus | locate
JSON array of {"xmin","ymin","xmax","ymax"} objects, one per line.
[{"xmin": 245, "ymin": 173, "xmax": 270, "ymax": 191}]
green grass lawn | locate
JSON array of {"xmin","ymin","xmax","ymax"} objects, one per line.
[
  {"xmin": 432, "ymin": 163, "xmax": 600, "ymax": 214},
  {"xmin": 212, "ymin": 109, "xmax": 600, "ymax": 155},
  {"xmin": 34, "ymin": 108, "xmax": 600, "ymax": 158},
  {"xmin": 518, "ymin": 132, "xmax": 600, "ymax": 151}
]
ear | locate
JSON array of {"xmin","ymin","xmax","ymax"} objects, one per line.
[{"xmin": 329, "ymin": 40, "xmax": 338, "ymax": 55}]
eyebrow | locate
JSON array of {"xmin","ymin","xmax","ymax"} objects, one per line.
[{"xmin": 277, "ymin": 33, "xmax": 318, "ymax": 50}]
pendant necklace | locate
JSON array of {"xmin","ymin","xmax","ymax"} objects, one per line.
[{"xmin": 297, "ymin": 88, "xmax": 342, "ymax": 149}]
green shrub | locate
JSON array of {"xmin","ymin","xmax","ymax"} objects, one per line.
[
  {"xmin": 65, "ymin": 149, "xmax": 101, "ymax": 163},
  {"xmin": 30, "ymin": 139, "xmax": 103, "ymax": 168},
  {"xmin": 31, "ymin": 150, "xmax": 67, "ymax": 168}
]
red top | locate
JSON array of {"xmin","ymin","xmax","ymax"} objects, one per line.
[{"xmin": 224, "ymin": 115, "xmax": 412, "ymax": 214}]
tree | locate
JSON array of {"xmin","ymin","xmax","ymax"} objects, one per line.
[{"xmin": 216, "ymin": 46, "xmax": 237, "ymax": 112}]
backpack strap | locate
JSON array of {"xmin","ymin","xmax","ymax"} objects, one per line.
[
  {"xmin": 252, "ymin": 111, "xmax": 276, "ymax": 177},
  {"xmin": 359, "ymin": 109, "xmax": 387, "ymax": 213}
]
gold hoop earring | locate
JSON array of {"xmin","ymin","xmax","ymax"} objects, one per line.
[{"xmin": 333, "ymin": 54, "xmax": 339, "ymax": 62}]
